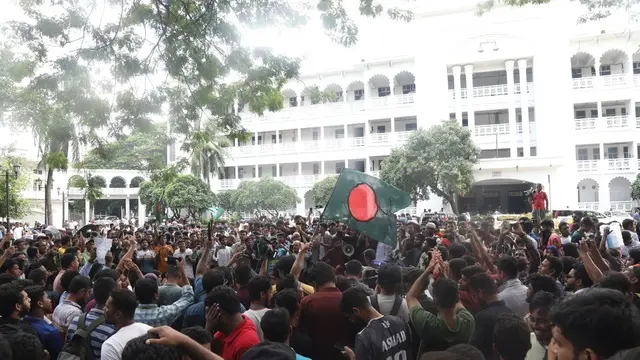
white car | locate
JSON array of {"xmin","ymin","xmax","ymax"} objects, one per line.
[
  {"xmin": 93, "ymin": 215, "xmax": 120, "ymax": 226},
  {"xmin": 602, "ymin": 211, "xmax": 633, "ymax": 225}
]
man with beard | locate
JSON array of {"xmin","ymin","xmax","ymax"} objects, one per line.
[
  {"xmin": 537, "ymin": 256, "xmax": 564, "ymax": 295},
  {"xmin": 52, "ymin": 275, "xmax": 92, "ymax": 338},
  {"xmin": 0, "ymin": 282, "xmax": 38, "ymax": 337},
  {"xmin": 340, "ymin": 287, "xmax": 412, "ymax": 360},
  {"xmin": 525, "ymin": 292, "xmax": 557, "ymax": 360},
  {"xmin": 564, "ymin": 263, "xmax": 593, "ymax": 295}
]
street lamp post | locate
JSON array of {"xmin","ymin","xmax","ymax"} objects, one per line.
[{"xmin": 5, "ymin": 163, "xmax": 20, "ymax": 231}]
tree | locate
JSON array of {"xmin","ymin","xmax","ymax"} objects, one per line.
[
  {"xmin": 232, "ymin": 178, "xmax": 299, "ymax": 216},
  {"xmin": 0, "ymin": 159, "xmax": 31, "ymax": 221},
  {"xmin": 78, "ymin": 124, "xmax": 170, "ymax": 171},
  {"xmin": 631, "ymin": 174, "xmax": 640, "ymax": 201},
  {"xmin": 69, "ymin": 174, "xmax": 104, "ymax": 206},
  {"xmin": 181, "ymin": 119, "xmax": 232, "ymax": 187},
  {"xmin": 380, "ymin": 120, "xmax": 480, "ymax": 214},
  {"xmin": 311, "ymin": 176, "xmax": 338, "ymax": 207},
  {"xmin": 477, "ymin": 0, "xmax": 635, "ymax": 23},
  {"xmin": 165, "ymin": 175, "xmax": 216, "ymax": 219},
  {"xmin": 216, "ymin": 190, "xmax": 238, "ymax": 213},
  {"xmin": 138, "ymin": 166, "xmax": 182, "ymax": 214}
]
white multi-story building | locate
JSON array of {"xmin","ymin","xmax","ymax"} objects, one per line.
[{"xmin": 208, "ymin": 1, "xmax": 640, "ymax": 216}]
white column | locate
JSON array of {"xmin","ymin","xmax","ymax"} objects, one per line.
[
  {"xmin": 452, "ymin": 65, "xmax": 463, "ymax": 122},
  {"xmin": 626, "ymin": 49, "xmax": 634, "ymax": 87},
  {"xmin": 365, "ymin": 120, "xmax": 370, "ymax": 146},
  {"xmin": 296, "ymin": 96, "xmax": 301, "ymax": 107},
  {"xmin": 233, "ymin": 99, "xmax": 239, "ymax": 114},
  {"xmin": 125, "ymin": 195, "xmax": 130, "ymax": 219},
  {"xmin": 343, "ymin": 84, "xmax": 348, "ymax": 104},
  {"xmin": 297, "ymin": 128, "xmax": 302, "ymax": 142},
  {"xmin": 597, "ymin": 101, "xmax": 603, "ymax": 130},
  {"xmin": 364, "ymin": 73, "xmax": 371, "ymax": 106},
  {"xmin": 63, "ymin": 195, "xmax": 69, "ymax": 224},
  {"xmin": 321, "ymin": 161, "xmax": 325, "ymax": 175},
  {"xmin": 600, "ymin": 143, "xmax": 605, "ymax": 167},
  {"xmin": 138, "ymin": 200, "xmax": 146, "ymax": 225},
  {"xmin": 505, "ymin": 60, "xmax": 517, "ymax": 157},
  {"xmin": 234, "ymin": 138, "xmax": 238, "ymax": 147},
  {"xmin": 595, "ymin": 59, "xmax": 601, "ymax": 86},
  {"xmin": 255, "ymin": 164, "xmax": 259, "ymax": 178},
  {"xmin": 254, "ymin": 132, "xmax": 258, "ymax": 145},
  {"xmin": 390, "ymin": 117, "xmax": 395, "ymax": 133},
  {"xmin": 276, "ymin": 163, "xmax": 280, "ymax": 177},
  {"xmin": 275, "ymin": 129, "xmax": 279, "ymax": 144},
  {"xmin": 599, "ymin": 181, "xmax": 611, "ymax": 211},
  {"xmin": 517, "ymin": 59, "xmax": 530, "ymax": 157},
  {"xmin": 84, "ymin": 199, "xmax": 90, "ymax": 224},
  {"xmin": 464, "ymin": 64, "xmax": 475, "ymax": 134},
  {"xmin": 298, "ymin": 162, "xmax": 302, "ymax": 176},
  {"xmin": 320, "ymin": 126, "xmax": 325, "ymax": 150},
  {"xmin": 235, "ymin": 166, "xmax": 238, "ymax": 180},
  {"xmin": 366, "ymin": 157, "xmax": 371, "ymax": 172}
]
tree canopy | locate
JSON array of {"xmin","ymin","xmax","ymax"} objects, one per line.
[
  {"xmin": 232, "ymin": 178, "xmax": 299, "ymax": 216},
  {"xmin": 631, "ymin": 174, "xmax": 640, "ymax": 201},
  {"xmin": 165, "ymin": 175, "xmax": 216, "ymax": 219},
  {"xmin": 380, "ymin": 120, "xmax": 480, "ymax": 214},
  {"xmin": 0, "ymin": 158, "xmax": 31, "ymax": 220},
  {"xmin": 78, "ymin": 124, "xmax": 169, "ymax": 171},
  {"xmin": 477, "ymin": 0, "xmax": 636, "ymax": 23},
  {"xmin": 311, "ymin": 176, "xmax": 338, "ymax": 207}
]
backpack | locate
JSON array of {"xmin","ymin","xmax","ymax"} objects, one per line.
[
  {"xmin": 369, "ymin": 294, "xmax": 403, "ymax": 316},
  {"xmin": 58, "ymin": 313, "xmax": 104, "ymax": 360}
]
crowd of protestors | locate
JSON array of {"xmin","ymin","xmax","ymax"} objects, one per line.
[{"xmin": 0, "ymin": 210, "xmax": 638, "ymax": 360}]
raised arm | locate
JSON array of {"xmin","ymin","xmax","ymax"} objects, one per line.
[{"xmin": 195, "ymin": 224, "xmax": 213, "ymax": 277}]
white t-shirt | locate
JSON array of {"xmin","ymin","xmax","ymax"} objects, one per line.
[
  {"xmin": 214, "ymin": 246, "xmax": 232, "ymax": 267},
  {"xmin": 244, "ymin": 308, "xmax": 270, "ymax": 341},
  {"xmin": 101, "ymin": 322, "xmax": 152, "ymax": 360},
  {"xmin": 13, "ymin": 227, "xmax": 23, "ymax": 240},
  {"xmin": 560, "ymin": 235, "xmax": 571, "ymax": 245},
  {"xmin": 173, "ymin": 248, "xmax": 194, "ymax": 279},
  {"xmin": 135, "ymin": 249, "xmax": 155, "ymax": 259}
]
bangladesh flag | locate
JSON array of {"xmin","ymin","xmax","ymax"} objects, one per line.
[
  {"xmin": 207, "ymin": 207, "xmax": 225, "ymax": 220},
  {"xmin": 320, "ymin": 168, "xmax": 411, "ymax": 248}
]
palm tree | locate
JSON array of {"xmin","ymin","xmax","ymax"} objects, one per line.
[
  {"xmin": 181, "ymin": 119, "xmax": 231, "ymax": 187},
  {"xmin": 69, "ymin": 174, "xmax": 103, "ymax": 220}
]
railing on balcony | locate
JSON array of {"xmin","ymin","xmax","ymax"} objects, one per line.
[
  {"xmin": 605, "ymin": 115, "xmax": 629, "ymax": 129},
  {"xmin": 302, "ymin": 140, "xmax": 320, "ymax": 151},
  {"xmin": 607, "ymin": 158, "xmax": 631, "ymax": 171},
  {"xmin": 473, "ymin": 84, "xmax": 508, "ymax": 98},
  {"xmin": 577, "ymin": 202, "xmax": 599, "ymax": 211},
  {"xmin": 220, "ymin": 179, "xmax": 235, "ymax": 189},
  {"xmin": 602, "ymin": 74, "xmax": 626, "ymax": 87},
  {"xmin": 610, "ymin": 201, "xmax": 633, "ymax": 211},
  {"xmin": 349, "ymin": 137, "xmax": 365, "ymax": 148},
  {"xmin": 514, "ymin": 83, "xmax": 534, "ymax": 94},
  {"xmin": 572, "ymin": 76, "xmax": 596, "ymax": 89},
  {"xmin": 395, "ymin": 131, "xmax": 413, "ymax": 143},
  {"xmin": 259, "ymin": 144, "xmax": 275, "ymax": 153},
  {"xmin": 576, "ymin": 160, "xmax": 599, "ymax": 172},
  {"xmin": 280, "ymin": 176, "xmax": 298, "ymax": 187},
  {"xmin": 475, "ymin": 123, "xmax": 510, "ymax": 136},
  {"xmin": 301, "ymin": 174, "xmax": 321, "ymax": 186},
  {"xmin": 396, "ymin": 93, "xmax": 415, "ymax": 104},
  {"xmin": 636, "ymin": 117, "xmax": 640, "ymax": 129},
  {"xmin": 281, "ymin": 142, "xmax": 297, "ymax": 153},
  {"xmin": 325, "ymin": 138, "xmax": 344, "ymax": 149},
  {"xmin": 370, "ymin": 132, "xmax": 390, "ymax": 144},
  {"xmin": 574, "ymin": 118, "xmax": 597, "ymax": 131}
]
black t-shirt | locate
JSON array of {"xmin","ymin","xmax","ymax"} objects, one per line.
[
  {"xmin": 470, "ymin": 300, "xmax": 514, "ymax": 360},
  {"xmin": 355, "ymin": 315, "xmax": 412, "ymax": 360},
  {"xmin": 290, "ymin": 327, "xmax": 313, "ymax": 358}
]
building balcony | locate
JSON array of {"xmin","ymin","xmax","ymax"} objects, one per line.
[
  {"xmin": 240, "ymin": 93, "xmax": 415, "ymax": 125},
  {"xmin": 217, "ymin": 172, "xmax": 384, "ymax": 190},
  {"xmin": 577, "ymin": 202, "xmax": 600, "ymax": 211},
  {"xmin": 572, "ymin": 74, "xmax": 632, "ymax": 90},
  {"xmin": 449, "ymin": 83, "xmax": 533, "ymax": 100},
  {"xmin": 232, "ymin": 132, "xmax": 415, "ymax": 158},
  {"xmin": 577, "ymin": 201, "xmax": 633, "ymax": 212},
  {"xmin": 574, "ymin": 116, "xmax": 635, "ymax": 131},
  {"xmin": 575, "ymin": 158, "xmax": 636, "ymax": 173}
]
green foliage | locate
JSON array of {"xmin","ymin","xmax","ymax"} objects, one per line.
[
  {"xmin": 216, "ymin": 190, "xmax": 238, "ymax": 212},
  {"xmin": 232, "ymin": 178, "xmax": 299, "ymax": 216},
  {"xmin": 311, "ymin": 176, "xmax": 338, "ymax": 207},
  {"xmin": 79, "ymin": 124, "xmax": 169, "ymax": 171},
  {"xmin": 181, "ymin": 119, "xmax": 232, "ymax": 185},
  {"xmin": 476, "ymin": 0, "xmax": 635, "ymax": 23},
  {"xmin": 303, "ymin": 85, "xmax": 339, "ymax": 105},
  {"xmin": 70, "ymin": 174, "xmax": 104, "ymax": 204},
  {"xmin": 631, "ymin": 174, "xmax": 640, "ymax": 201},
  {"xmin": 0, "ymin": 159, "xmax": 31, "ymax": 220},
  {"xmin": 45, "ymin": 152, "xmax": 68, "ymax": 171},
  {"xmin": 380, "ymin": 120, "xmax": 480, "ymax": 213},
  {"xmin": 165, "ymin": 175, "xmax": 216, "ymax": 218}
]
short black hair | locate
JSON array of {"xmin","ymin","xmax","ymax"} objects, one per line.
[
  {"xmin": 24, "ymin": 285, "xmax": 45, "ymax": 310},
  {"xmin": 446, "ymin": 344, "xmax": 484, "ymax": 360},
  {"xmin": 448, "ymin": 243, "xmax": 467, "ymax": 259},
  {"xmin": 562, "ymin": 243, "xmax": 579, "ymax": 259},
  {"xmin": 461, "ymin": 254, "xmax": 476, "ymax": 267},
  {"xmin": 61, "ymin": 235, "xmax": 71, "ymax": 246},
  {"xmin": 26, "ymin": 247, "xmax": 38, "ymax": 259},
  {"xmin": 4, "ymin": 332, "xmax": 45, "ymax": 360},
  {"xmin": 260, "ymin": 308, "xmax": 291, "ymax": 343},
  {"xmin": 94, "ymin": 268, "xmax": 119, "ymax": 281},
  {"xmin": 135, "ymin": 278, "xmax": 159, "ymax": 304},
  {"xmin": 622, "ymin": 218, "xmax": 634, "ymax": 230},
  {"xmin": 201, "ymin": 269, "xmax": 225, "ymax": 293},
  {"xmin": 121, "ymin": 334, "xmax": 181, "ymax": 360},
  {"xmin": 308, "ymin": 262, "xmax": 336, "ymax": 287},
  {"xmin": 529, "ymin": 291, "xmax": 557, "ymax": 314},
  {"xmin": 540, "ymin": 219, "xmax": 554, "ymax": 228},
  {"xmin": 432, "ymin": 279, "xmax": 459, "ymax": 309},
  {"xmin": 561, "ymin": 256, "xmax": 578, "ymax": 275},
  {"xmin": 110, "ymin": 289, "xmax": 138, "ymax": 319},
  {"xmin": 595, "ymin": 272, "xmax": 632, "ymax": 294},
  {"xmin": 247, "ymin": 276, "xmax": 271, "ymax": 302},
  {"xmin": 493, "ymin": 313, "xmax": 531, "ymax": 360},
  {"xmin": 60, "ymin": 253, "xmax": 77, "ymax": 269},
  {"xmin": 468, "ymin": 273, "xmax": 497, "ymax": 295},
  {"xmin": 339, "ymin": 287, "xmax": 371, "ymax": 314},
  {"xmin": 274, "ymin": 288, "xmax": 299, "ymax": 317},
  {"xmin": 377, "ymin": 264, "xmax": 402, "ymax": 293},
  {"xmin": 574, "ymin": 263, "xmax": 594, "ymax": 288},
  {"xmin": 272, "ymin": 256, "xmax": 296, "ymax": 278},
  {"xmin": 545, "ymin": 255, "xmax": 563, "ymax": 278},
  {"xmin": 93, "ymin": 277, "xmax": 116, "ymax": 305},
  {"xmin": 181, "ymin": 326, "xmax": 212, "ymax": 345},
  {"xmin": 27, "ymin": 268, "xmax": 47, "ymax": 286},
  {"xmin": 68, "ymin": 275, "xmax": 91, "ymax": 294},
  {"xmin": 234, "ymin": 265, "xmax": 252, "ymax": 286},
  {"xmin": 448, "ymin": 259, "xmax": 467, "ymax": 280},
  {"xmin": 0, "ymin": 273, "xmax": 15, "ymax": 286},
  {"xmin": 60, "ymin": 270, "xmax": 80, "ymax": 292},
  {"xmin": 205, "ymin": 285, "xmax": 240, "ymax": 314},
  {"xmin": 345, "ymin": 260, "xmax": 363, "ymax": 276},
  {"xmin": 276, "ymin": 274, "xmax": 299, "ymax": 293},
  {"xmin": 0, "ymin": 284, "xmax": 23, "ymax": 319},
  {"xmin": 496, "ymin": 256, "xmax": 519, "ymax": 279},
  {"xmin": 550, "ymin": 288, "xmax": 639, "ymax": 358},
  {"xmin": 435, "ymin": 245, "xmax": 450, "ymax": 261},
  {"xmin": 522, "ymin": 221, "xmax": 534, "ymax": 234},
  {"xmin": 528, "ymin": 273, "xmax": 561, "ymax": 299},
  {"xmin": 629, "ymin": 248, "xmax": 640, "ymax": 265},
  {"xmin": 460, "ymin": 265, "xmax": 484, "ymax": 280}
]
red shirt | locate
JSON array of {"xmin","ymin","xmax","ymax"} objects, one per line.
[
  {"xmin": 532, "ymin": 191, "xmax": 547, "ymax": 210},
  {"xmin": 299, "ymin": 287, "xmax": 351, "ymax": 360},
  {"xmin": 213, "ymin": 315, "xmax": 259, "ymax": 360},
  {"xmin": 322, "ymin": 248, "xmax": 346, "ymax": 268}
]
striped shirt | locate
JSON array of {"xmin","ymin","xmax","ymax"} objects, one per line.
[
  {"xmin": 66, "ymin": 308, "xmax": 116, "ymax": 360},
  {"xmin": 52, "ymin": 300, "xmax": 82, "ymax": 332},
  {"xmin": 134, "ymin": 285, "xmax": 194, "ymax": 326}
]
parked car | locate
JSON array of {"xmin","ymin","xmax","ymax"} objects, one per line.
[
  {"xmin": 602, "ymin": 211, "xmax": 633, "ymax": 224},
  {"xmin": 93, "ymin": 215, "xmax": 120, "ymax": 226},
  {"xmin": 552, "ymin": 209, "xmax": 625, "ymax": 226}
]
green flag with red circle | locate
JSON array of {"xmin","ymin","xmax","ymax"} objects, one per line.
[{"xmin": 320, "ymin": 168, "xmax": 412, "ymax": 248}]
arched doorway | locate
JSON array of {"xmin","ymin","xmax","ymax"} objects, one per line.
[
  {"xmin": 577, "ymin": 178, "xmax": 599, "ymax": 203},
  {"xmin": 464, "ymin": 179, "xmax": 534, "ymax": 214}
]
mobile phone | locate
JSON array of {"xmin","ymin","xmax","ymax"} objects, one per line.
[{"xmin": 167, "ymin": 256, "xmax": 178, "ymax": 266}]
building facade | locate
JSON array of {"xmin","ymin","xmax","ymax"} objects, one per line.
[{"xmin": 209, "ymin": 1, "xmax": 640, "ymax": 216}]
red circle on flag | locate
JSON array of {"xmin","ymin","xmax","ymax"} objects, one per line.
[{"xmin": 348, "ymin": 184, "xmax": 378, "ymax": 222}]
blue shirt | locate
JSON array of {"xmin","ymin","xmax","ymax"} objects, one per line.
[
  {"xmin": 23, "ymin": 316, "xmax": 64, "ymax": 360},
  {"xmin": 66, "ymin": 308, "xmax": 116, "ymax": 360}
]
